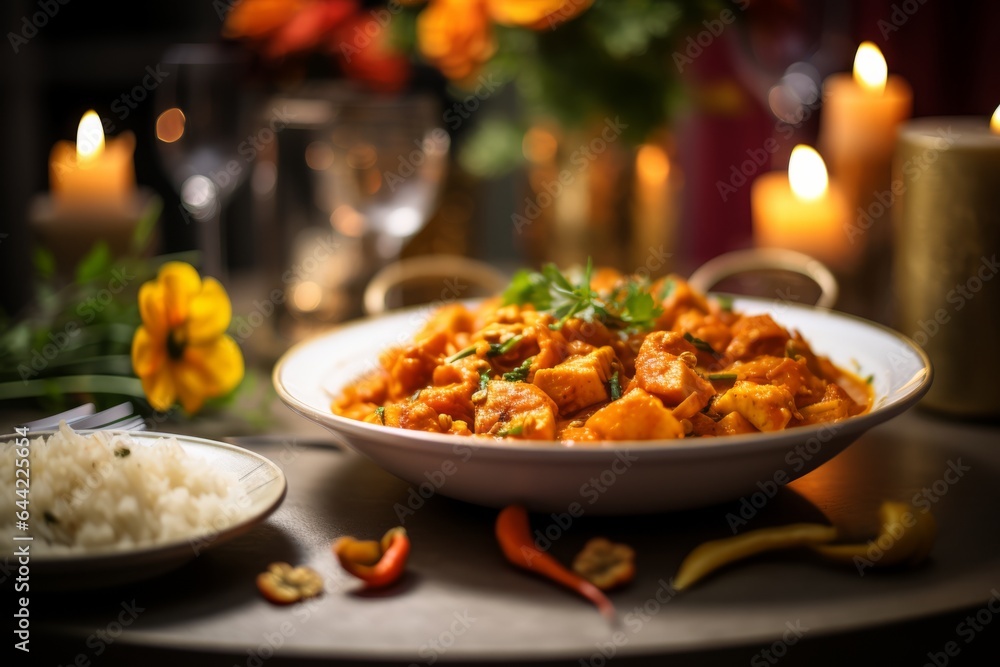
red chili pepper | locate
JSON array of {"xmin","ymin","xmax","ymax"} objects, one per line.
[
  {"xmin": 495, "ymin": 505, "xmax": 616, "ymax": 621},
  {"xmin": 333, "ymin": 526, "xmax": 410, "ymax": 588}
]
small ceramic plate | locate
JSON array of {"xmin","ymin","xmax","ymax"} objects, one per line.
[
  {"xmin": 2, "ymin": 431, "xmax": 286, "ymax": 589},
  {"xmin": 274, "ymin": 297, "xmax": 932, "ymax": 514}
]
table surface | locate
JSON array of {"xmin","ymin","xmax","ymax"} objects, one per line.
[{"xmin": 19, "ymin": 405, "xmax": 1000, "ymax": 667}]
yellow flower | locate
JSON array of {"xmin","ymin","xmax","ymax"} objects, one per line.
[
  {"xmin": 486, "ymin": 0, "xmax": 592, "ymax": 30},
  {"xmin": 131, "ymin": 262, "xmax": 244, "ymax": 414}
]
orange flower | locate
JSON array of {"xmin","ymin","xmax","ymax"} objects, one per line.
[
  {"xmin": 335, "ymin": 13, "xmax": 411, "ymax": 92},
  {"xmin": 223, "ymin": 0, "xmax": 357, "ymax": 59},
  {"xmin": 486, "ymin": 0, "xmax": 592, "ymax": 30},
  {"xmin": 131, "ymin": 262, "xmax": 244, "ymax": 414},
  {"xmin": 417, "ymin": 0, "xmax": 495, "ymax": 82}
]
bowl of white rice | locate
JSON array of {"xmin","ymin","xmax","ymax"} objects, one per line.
[{"xmin": 1, "ymin": 423, "xmax": 286, "ymax": 589}]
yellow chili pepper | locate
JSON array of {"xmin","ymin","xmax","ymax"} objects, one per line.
[
  {"xmin": 812, "ymin": 500, "xmax": 936, "ymax": 567},
  {"xmin": 674, "ymin": 523, "xmax": 837, "ymax": 591}
]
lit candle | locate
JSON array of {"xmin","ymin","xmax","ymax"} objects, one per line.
[
  {"xmin": 893, "ymin": 107, "xmax": 1000, "ymax": 416},
  {"xmin": 751, "ymin": 145, "xmax": 850, "ymax": 268},
  {"xmin": 819, "ymin": 42, "xmax": 912, "ymax": 238},
  {"xmin": 49, "ymin": 110, "xmax": 136, "ymax": 215},
  {"xmin": 631, "ymin": 142, "xmax": 679, "ymax": 271}
]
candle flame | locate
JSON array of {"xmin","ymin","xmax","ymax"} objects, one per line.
[
  {"xmin": 853, "ymin": 42, "xmax": 887, "ymax": 94},
  {"xmin": 788, "ymin": 145, "xmax": 828, "ymax": 201},
  {"xmin": 76, "ymin": 110, "xmax": 105, "ymax": 164},
  {"xmin": 992, "ymin": 104, "xmax": 1000, "ymax": 135}
]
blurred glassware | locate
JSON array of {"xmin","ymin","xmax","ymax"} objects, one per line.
[
  {"xmin": 153, "ymin": 44, "xmax": 260, "ymax": 279},
  {"xmin": 275, "ymin": 90, "xmax": 450, "ymax": 326}
]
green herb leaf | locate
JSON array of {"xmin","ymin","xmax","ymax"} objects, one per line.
[
  {"xmin": 865, "ymin": 374, "xmax": 874, "ymax": 385},
  {"xmin": 714, "ymin": 294, "xmax": 734, "ymax": 312},
  {"xmin": 502, "ymin": 269, "xmax": 552, "ymax": 310},
  {"xmin": 708, "ymin": 373, "xmax": 737, "ymax": 381},
  {"xmin": 609, "ymin": 370, "xmax": 621, "ymax": 401},
  {"xmin": 684, "ymin": 332, "xmax": 720, "ymax": 357},
  {"xmin": 618, "ymin": 282, "xmax": 660, "ymax": 330},
  {"xmin": 488, "ymin": 335, "xmax": 523, "ymax": 357},
  {"xmin": 374, "ymin": 406, "xmax": 386, "ymax": 425},
  {"xmin": 479, "ymin": 368, "xmax": 492, "ymax": 392},
  {"xmin": 496, "ymin": 422, "xmax": 524, "ymax": 437},
  {"xmin": 658, "ymin": 278, "xmax": 675, "ymax": 302},
  {"xmin": 502, "ymin": 357, "xmax": 534, "ymax": 382},
  {"xmin": 446, "ymin": 345, "xmax": 477, "ymax": 363}
]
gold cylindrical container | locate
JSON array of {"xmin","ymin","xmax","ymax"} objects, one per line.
[{"xmin": 893, "ymin": 117, "xmax": 1000, "ymax": 417}]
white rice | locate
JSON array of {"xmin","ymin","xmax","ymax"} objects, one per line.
[{"xmin": 1, "ymin": 422, "xmax": 247, "ymax": 553}]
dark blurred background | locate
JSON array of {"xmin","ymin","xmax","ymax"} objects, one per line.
[{"xmin": 1, "ymin": 0, "xmax": 998, "ymax": 320}]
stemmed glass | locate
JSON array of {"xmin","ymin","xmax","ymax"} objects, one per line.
[
  {"xmin": 311, "ymin": 93, "xmax": 450, "ymax": 264},
  {"xmin": 153, "ymin": 44, "xmax": 260, "ymax": 279}
]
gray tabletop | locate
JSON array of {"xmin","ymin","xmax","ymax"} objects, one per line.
[{"xmin": 26, "ymin": 407, "xmax": 1000, "ymax": 666}]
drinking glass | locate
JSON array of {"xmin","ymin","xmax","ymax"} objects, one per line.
[{"xmin": 153, "ymin": 44, "xmax": 259, "ymax": 278}]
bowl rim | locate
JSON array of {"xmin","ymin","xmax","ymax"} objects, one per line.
[{"xmin": 273, "ymin": 295, "xmax": 933, "ymax": 460}]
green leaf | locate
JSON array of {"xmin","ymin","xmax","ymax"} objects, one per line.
[
  {"xmin": 658, "ymin": 278, "xmax": 675, "ymax": 302},
  {"xmin": 502, "ymin": 270, "xmax": 552, "ymax": 310},
  {"xmin": 708, "ymin": 373, "xmax": 738, "ymax": 381},
  {"xmin": 33, "ymin": 247, "xmax": 55, "ymax": 280},
  {"xmin": 374, "ymin": 406, "xmax": 386, "ymax": 425},
  {"xmin": 502, "ymin": 357, "xmax": 534, "ymax": 383},
  {"xmin": 446, "ymin": 345, "xmax": 477, "ymax": 363},
  {"xmin": 75, "ymin": 241, "xmax": 112, "ymax": 284},
  {"xmin": 714, "ymin": 294, "xmax": 734, "ymax": 312},
  {"xmin": 488, "ymin": 334, "xmax": 523, "ymax": 357},
  {"xmin": 479, "ymin": 368, "xmax": 492, "ymax": 392},
  {"xmin": 609, "ymin": 370, "xmax": 621, "ymax": 401},
  {"xmin": 496, "ymin": 421, "xmax": 524, "ymax": 438},
  {"xmin": 130, "ymin": 195, "xmax": 163, "ymax": 254},
  {"xmin": 684, "ymin": 332, "xmax": 720, "ymax": 357}
]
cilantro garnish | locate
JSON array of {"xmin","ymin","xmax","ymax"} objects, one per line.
[
  {"xmin": 502, "ymin": 258, "xmax": 662, "ymax": 332},
  {"xmin": 502, "ymin": 357, "xmax": 534, "ymax": 382}
]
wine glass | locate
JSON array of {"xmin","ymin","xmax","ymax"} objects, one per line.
[
  {"xmin": 153, "ymin": 44, "xmax": 260, "ymax": 279},
  {"xmin": 310, "ymin": 93, "xmax": 450, "ymax": 264}
]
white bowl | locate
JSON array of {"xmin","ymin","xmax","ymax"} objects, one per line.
[{"xmin": 274, "ymin": 298, "xmax": 931, "ymax": 514}]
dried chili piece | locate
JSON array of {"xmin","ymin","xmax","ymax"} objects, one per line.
[
  {"xmin": 333, "ymin": 526, "xmax": 410, "ymax": 588},
  {"xmin": 572, "ymin": 538, "xmax": 635, "ymax": 590}
]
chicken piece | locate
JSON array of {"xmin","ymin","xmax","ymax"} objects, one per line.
[
  {"xmin": 633, "ymin": 332, "xmax": 715, "ymax": 410},
  {"xmin": 672, "ymin": 310, "xmax": 733, "ymax": 358},
  {"xmin": 386, "ymin": 331, "xmax": 450, "ymax": 397},
  {"xmin": 797, "ymin": 383, "xmax": 855, "ymax": 425},
  {"xmin": 416, "ymin": 304, "xmax": 473, "ymax": 341},
  {"xmin": 729, "ymin": 355, "xmax": 826, "ymax": 407},
  {"xmin": 366, "ymin": 401, "xmax": 443, "ymax": 433},
  {"xmin": 712, "ymin": 381, "xmax": 798, "ymax": 432},
  {"xmin": 656, "ymin": 277, "xmax": 711, "ymax": 329},
  {"xmin": 725, "ymin": 314, "xmax": 791, "ymax": 361},
  {"xmin": 585, "ymin": 388, "xmax": 685, "ymax": 440},
  {"xmin": 532, "ymin": 346, "xmax": 615, "ymax": 415},
  {"xmin": 419, "ymin": 359, "xmax": 481, "ymax": 424},
  {"xmin": 475, "ymin": 380, "xmax": 558, "ymax": 440},
  {"xmin": 332, "ymin": 370, "xmax": 388, "ymax": 419},
  {"xmin": 687, "ymin": 411, "xmax": 757, "ymax": 437}
]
